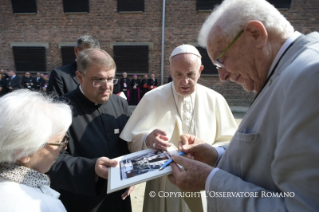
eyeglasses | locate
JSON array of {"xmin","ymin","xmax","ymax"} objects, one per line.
[
  {"xmin": 93, "ymin": 78, "xmax": 118, "ymax": 87},
  {"xmin": 44, "ymin": 135, "xmax": 69, "ymax": 150},
  {"xmin": 215, "ymin": 30, "xmax": 244, "ymax": 69}
]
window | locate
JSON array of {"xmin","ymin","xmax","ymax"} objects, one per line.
[
  {"xmin": 196, "ymin": 0, "xmax": 222, "ymax": 11},
  {"xmin": 11, "ymin": 0, "xmax": 37, "ymax": 14},
  {"xmin": 196, "ymin": 46, "xmax": 218, "ymax": 75},
  {"xmin": 118, "ymin": 0, "xmax": 144, "ymax": 13},
  {"xmin": 12, "ymin": 47, "xmax": 46, "ymax": 72},
  {"xmin": 113, "ymin": 45, "xmax": 149, "ymax": 73},
  {"xmin": 267, "ymin": 0, "xmax": 292, "ymax": 9},
  {"xmin": 61, "ymin": 46, "xmax": 76, "ymax": 66},
  {"xmin": 63, "ymin": 0, "xmax": 89, "ymax": 13},
  {"xmin": 196, "ymin": 0, "xmax": 291, "ymax": 11}
]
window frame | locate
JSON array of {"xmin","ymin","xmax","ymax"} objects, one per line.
[
  {"xmin": 196, "ymin": 0, "xmax": 222, "ymax": 11},
  {"xmin": 195, "ymin": 46, "xmax": 218, "ymax": 76},
  {"xmin": 62, "ymin": 0, "xmax": 90, "ymax": 14},
  {"xmin": 60, "ymin": 45, "xmax": 76, "ymax": 66},
  {"xmin": 11, "ymin": 44, "xmax": 47, "ymax": 73},
  {"xmin": 117, "ymin": 0, "xmax": 144, "ymax": 13},
  {"xmin": 112, "ymin": 43, "xmax": 151, "ymax": 75},
  {"xmin": 11, "ymin": 0, "xmax": 37, "ymax": 14}
]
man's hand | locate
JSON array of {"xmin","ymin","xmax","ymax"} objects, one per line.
[
  {"xmin": 146, "ymin": 129, "xmax": 170, "ymax": 150},
  {"xmin": 178, "ymin": 134, "xmax": 218, "ymax": 166},
  {"xmin": 168, "ymin": 155, "xmax": 213, "ymax": 191},
  {"xmin": 95, "ymin": 157, "xmax": 118, "ymax": 179},
  {"xmin": 121, "ymin": 186, "xmax": 134, "ymax": 200}
]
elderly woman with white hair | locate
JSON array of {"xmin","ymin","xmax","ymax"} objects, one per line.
[{"xmin": 0, "ymin": 90, "xmax": 72, "ymax": 212}]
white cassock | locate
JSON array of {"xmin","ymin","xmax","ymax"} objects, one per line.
[{"xmin": 120, "ymin": 82, "xmax": 237, "ymax": 212}]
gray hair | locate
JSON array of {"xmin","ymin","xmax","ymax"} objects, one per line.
[
  {"xmin": 76, "ymin": 35, "xmax": 100, "ymax": 50},
  {"xmin": 0, "ymin": 90, "xmax": 72, "ymax": 163},
  {"xmin": 198, "ymin": 0, "xmax": 294, "ymax": 47},
  {"xmin": 77, "ymin": 49, "xmax": 116, "ymax": 76}
]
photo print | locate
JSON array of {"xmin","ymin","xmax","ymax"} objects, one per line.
[{"xmin": 120, "ymin": 150, "xmax": 171, "ymax": 180}]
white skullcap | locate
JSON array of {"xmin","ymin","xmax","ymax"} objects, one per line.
[{"xmin": 169, "ymin": 44, "xmax": 202, "ymax": 61}]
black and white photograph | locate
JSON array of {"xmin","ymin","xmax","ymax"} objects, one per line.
[
  {"xmin": 107, "ymin": 146, "xmax": 178, "ymax": 194},
  {"xmin": 120, "ymin": 150, "xmax": 170, "ymax": 180}
]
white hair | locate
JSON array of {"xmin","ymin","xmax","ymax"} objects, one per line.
[
  {"xmin": 198, "ymin": 0, "xmax": 294, "ymax": 47},
  {"xmin": 0, "ymin": 90, "xmax": 72, "ymax": 163}
]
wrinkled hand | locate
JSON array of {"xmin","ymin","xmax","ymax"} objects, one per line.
[
  {"xmin": 146, "ymin": 129, "xmax": 170, "ymax": 150},
  {"xmin": 178, "ymin": 134, "xmax": 218, "ymax": 166},
  {"xmin": 95, "ymin": 157, "xmax": 118, "ymax": 179},
  {"xmin": 121, "ymin": 186, "xmax": 134, "ymax": 200},
  {"xmin": 168, "ymin": 154, "xmax": 213, "ymax": 191}
]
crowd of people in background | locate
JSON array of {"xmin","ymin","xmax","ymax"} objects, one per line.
[
  {"xmin": 116, "ymin": 72, "xmax": 160, "ymax": 105},
  {"xmin": 0, "ymin": 69, "xmax": 48, "ymax": 97},
  {"xmin": 0, "ymin": 67, "xmax": 169, "ymax": 106}
]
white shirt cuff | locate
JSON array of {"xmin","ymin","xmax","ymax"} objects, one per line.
[
  {"xmin": 143, "ymin": 133, "xmax": 151, "ymax": 148},
  {"xmin": 215, "ymin": 146, "xmax": 225, "ymax": 161},
  {"xmin": 205, "ymin": 168, "xmax": 220, "ymax": 192}
]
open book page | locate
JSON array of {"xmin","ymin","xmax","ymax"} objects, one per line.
[{"xmin": 107, "ymin": 145, "xmax": 179, "ymax": 194}]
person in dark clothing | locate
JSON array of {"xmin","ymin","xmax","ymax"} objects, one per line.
[
  {"xmin": 140, "ymin": 73, "xmax": 149, "ymax": 98},
  {"xmin": 46, "ymin": 35, "xmax": 100, "ymax": 96},
  {"xmin": 21, "ymin": 72, "xmax": 34, "ymax": 89},
  {"xmin": 130, "ymin": 74, "xmax": 141, "ymax": 105},
  {"xmin": 119, "ymin": 72, "xmax": 130, "ymax": 101},
  {"xmin": 113, "ymin": 77, "xmax": 120, "ymax": 94},
  {"xmin": 32, "ymin": 72, "xmax": 46, "ymax": 91},
  {"xmin": 147, "ymin": 73, "xmax": 158, "ymax": 92},
  {"xmin": 0, "ymin": 69, "xmax": 9, "ymax": 96},
  {"xmin": 48, "ymin": 49, "xmax": 133, "ymax": 212},
  {"xmin": 6, "ymin": 70, "xmax": 20, "ymax": 92}
]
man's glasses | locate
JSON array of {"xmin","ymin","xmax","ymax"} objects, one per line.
[
  {"xmin": 93, "ymin": 78, "xmax": 118, "ymax": 87},
  {"xmin": 215, "ymin": 30, "xmax": 244, "ymax": 69},
  {"xmin": 45, "ymin": 135, "xmax": 69, "ymax": 151}
]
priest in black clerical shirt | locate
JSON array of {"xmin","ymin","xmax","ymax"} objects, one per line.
[
  {"xmin": 147, "ymin": 73, "xmax": 158, "ymax": 92},
  {"xmin": 119, "ymin": 72, "xmax": 130, "ymax": 101},
  {"xmin": 21, "ymin": 72, "xmax": 34, "ymax": 89},
  {"xmin": 140, "ymin": 73, "xmax": 149, "ymax": 98},
  {"xmin": 130, "ymin": 74, "xmax": 141, "ymax": 105},
  {"xmin": 48, "ymin": 49, "xmax": 133, "ymax": 212}
]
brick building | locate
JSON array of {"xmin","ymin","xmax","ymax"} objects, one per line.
[{"xmin": 0, "ymin": 0, "xmax": 318, "ymax": 106}]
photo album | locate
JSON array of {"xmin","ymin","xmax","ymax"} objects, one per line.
[{"xmin": 107, "ymin": 145, "xmax": 179, "ymax": 194}]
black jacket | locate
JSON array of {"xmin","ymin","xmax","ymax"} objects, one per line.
[
  {"xmin": 21, "ymin": 76, "xmax": 34, "ymax": 88},
  {"xmin": 48, "ymin": 88, "xmax": 132, "ymax": 212},
  {"xmin": 47, "ymin": 61, "xmax": 79, "ymax": 96},
  {"xmin": 7, "ymin": 75, "xmax": 20, "ymax": 90}
]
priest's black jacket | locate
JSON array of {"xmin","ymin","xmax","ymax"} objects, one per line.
[
  {"xmin": 48, "ymin": 87, "xmax": 132, "ymax": 212},
  {"xmin": 119, "ymin": 78, "xmax": 130, "ymax": 92}
]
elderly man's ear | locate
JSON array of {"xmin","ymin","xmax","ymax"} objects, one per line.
[
  {"xmin": 199, "ymin": 65, "xmax": 204, "ymax": 74},
  {"xmin": 244, "ymin": 20, "xmax": 268, "ymax": 49}
]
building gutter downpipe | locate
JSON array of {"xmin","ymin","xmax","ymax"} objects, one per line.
[{"xmin": 160, "ymin": 0, "xmax": 166, "ymax": 85}]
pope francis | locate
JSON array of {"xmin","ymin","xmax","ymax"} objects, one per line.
[{"xmin": 120, "ymin": 44, "xmax": 237, "ymax": 212}]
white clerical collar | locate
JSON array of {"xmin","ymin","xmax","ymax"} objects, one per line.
[
  {"xmin": 171, "ymin": 83, "xmax": 196, "ymax": 105},
  {"xmin": 79, "ymin": 85, "xmax": 99, "ymax": 105},
  {"xmin": 267, "ymin": 31, "xmax": 301, "ymax": 77},
  {"xmin": 79, "ymin": 85, "xmax": 84, "ymax": 94}
]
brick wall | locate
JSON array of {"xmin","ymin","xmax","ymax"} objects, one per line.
[{"xmin": 0, "ymin": 0, "xmax": 318, "ymax": 106}]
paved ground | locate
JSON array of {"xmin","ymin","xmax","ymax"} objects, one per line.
[{"xmin": 130, "ymin": 117, "xmax": 244, "ymax": 212}]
